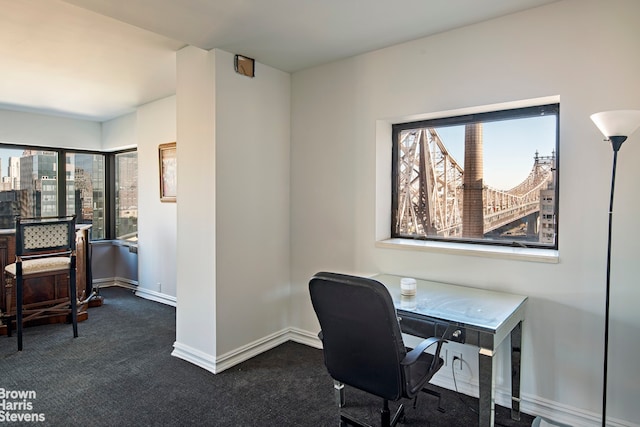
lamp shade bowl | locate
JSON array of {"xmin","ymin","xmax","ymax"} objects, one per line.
[{"xmin": 590, "ymin": 110, "xmax": 640, "ymax": 139}]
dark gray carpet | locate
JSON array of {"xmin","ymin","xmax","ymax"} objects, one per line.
[{"xmin": 0, "ymin": 287, "xmax": 534, "ymax": 426}]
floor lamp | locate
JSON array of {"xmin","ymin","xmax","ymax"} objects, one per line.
[{"xmin": 590, "ymin": 110, "xmax": 640, "ymax": 427}]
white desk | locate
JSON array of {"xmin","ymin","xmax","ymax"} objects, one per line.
[{"xmin": 374, "ymin": 274, "xmax": 527, "ymax": 427}]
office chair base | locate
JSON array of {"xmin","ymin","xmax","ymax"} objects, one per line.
[{"xmin": 340, "ymin": 402, "xmax": 404, "ymax": 427}]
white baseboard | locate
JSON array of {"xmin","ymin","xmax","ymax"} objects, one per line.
[
  {"xmin": 171, "ymin": 328, "xmax": 325, "ymax": 376},
  {"xmin": 171, "ymin": 341, "xmax": 218, "ymax": 374},
  {"xmin": 93, "ymin": 277, "xmax": 138, "ymax": 290},
  {"xmin": 172, "ymin": 329, "xmax": 292, "ymax": 374},
  {"xmin": 214, "ymin": 330, "xmax": 291, "ymax": 373},
  {"xmin": 93, "ymin": 278, "xmax": 176, "ymax": 307},
  {"xmin": 134, "ymin": 287, "xmax": 176, "ymax": 307},
  {"xmin": 519, "ymin": 394, "xmax": 636, "ymax": 427},
  {"xmin": 288, "ymin": 327, "xmax": 323, "ymax": 349}
]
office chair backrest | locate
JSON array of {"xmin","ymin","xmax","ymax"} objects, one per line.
[{"xmin": 309, "ymin": 272, "xmax": 407, "ymax": 401}]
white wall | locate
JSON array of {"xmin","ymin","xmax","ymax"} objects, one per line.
[
  {"xmin": 174, "ymin": 46, "xmax": 218, "ymax": 368},
  {"xmin": 215, "ymin": 49, "xmax": 291, "ymax": 356},
  {"xmin": 0, "ymin": 108, "xmax": 101, "ymax": 149},
  {"xmin": 290, "ymin": 0, "xmax": 640, "ymax": 425},
  {"xmin": 173, "ymin": 46, "xmax": 291, "ymax": 372},
  {"xmin": 100, "ymin": 98, "xmax": 177, "ymax": 305},
  {"xmin": 137, "ymin": 96, "xmax": 177, "ymax": 302},
  {"xmin": 102, "ymin": 112, "xmax": 136, "ymax": 150}
]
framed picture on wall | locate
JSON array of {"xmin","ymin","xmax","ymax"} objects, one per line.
[{"xmin": 159, "ymin": 142, "xmax": 177, "ymax": 202}]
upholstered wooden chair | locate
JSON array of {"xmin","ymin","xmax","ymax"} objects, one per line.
[{"xmin": 3, "ymin": 215, "xmax": 78, "ymax": 351}]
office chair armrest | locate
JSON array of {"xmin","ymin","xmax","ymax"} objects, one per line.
[{"xmin": 401, "ymin": 337, "xmax": 447, "ymax": 366}]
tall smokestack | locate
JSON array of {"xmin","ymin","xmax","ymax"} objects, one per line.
[{"xmin": 462, "ymin": 123, "xmax": 484, "ymax": 238}]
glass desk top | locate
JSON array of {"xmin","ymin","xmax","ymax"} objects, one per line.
[{"xmin": 373, "ymin": 274, "xmax": 527, "ymax": 335}]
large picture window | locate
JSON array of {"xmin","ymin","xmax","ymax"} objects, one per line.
[
  {"xmin": 0, "ymin": 144, "xmax": 135, "ymax": 241},
  {"xmin": 392, "ymin": 104, "xmax": 559, "ymax": 249}
]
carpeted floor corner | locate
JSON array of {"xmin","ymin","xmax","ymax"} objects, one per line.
[{"xmin": 0, "ymin": 287, "xmax": 534, "ymax": 426}]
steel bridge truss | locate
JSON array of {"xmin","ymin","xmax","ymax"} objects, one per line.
[{"xmin": 395, "ymin": 128, "xmax": 554, "ymax": 238}]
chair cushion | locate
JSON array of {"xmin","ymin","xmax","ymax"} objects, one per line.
[{"xmin": 5, "ymin": 257, "xmax": 70, "ymax": 276}]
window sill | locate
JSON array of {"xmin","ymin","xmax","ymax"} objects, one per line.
[
  {"xmin": 91, "ymin": 239, "xmax": 138, "ymax": 253},
  {"xmin": 376, "ymin": 238, "xmax": 559, "ymax": 264}
]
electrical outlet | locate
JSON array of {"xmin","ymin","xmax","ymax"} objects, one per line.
[
  {"xmin": 444, "ymin": 349, "xmax": 462, "ymax": 368},
  {"xmin": 451, "ymin": 351, "xmax": 463, "ymax": 370}
]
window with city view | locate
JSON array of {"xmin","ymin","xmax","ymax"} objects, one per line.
[
  {"xmin": 67, "ymin": 152, "xmax": 105, "ymax": 238},
  {"xmin": 392, "ymin": 104, "xmax": 559, "ymax": 249},
  {"xmin": 115, "ymin": 151, "xmax": 138, "ymax": 240},
  {"xmin": 0, "ymin": 145, "xmax": 136, "ymax": 241},
  {"xmin": 0, "ymin": 149, "xmax": 59, "ymax": 227}
]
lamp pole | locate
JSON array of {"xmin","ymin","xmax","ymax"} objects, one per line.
[
  {"xmin": 602, "ymin": 135, "xmax": 626, "ymax": 427},
  {"xmin": 591, "ymin": 110, "xmax": 640, "ymax": 427}
]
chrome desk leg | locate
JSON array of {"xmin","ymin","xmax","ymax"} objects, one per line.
[
  {"xmin": 478, "ymin": 348, "xmax": 495, "ymax": 427},
  {"xmin": 511, "ymin": 321, "xmax": 523, "ymax": 421},
  {"xmin": 334, "ymin": 380, "xmax": 345, "ymax": 407}
]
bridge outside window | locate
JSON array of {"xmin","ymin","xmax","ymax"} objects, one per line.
[{"xmin": 391, "ymin": 103, "xmax": 559, "ymax": 249}]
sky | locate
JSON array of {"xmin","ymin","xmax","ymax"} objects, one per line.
[
  {"xmin": 434, "ymin": 115, "xmax": 557, "ymax": 190},
  {"xmin": 0, "ymin": 147, "xmax": 26, "ymax": 178}
]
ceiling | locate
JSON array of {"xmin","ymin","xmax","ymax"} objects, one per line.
[{"xmin": 0, "ymin": 0, "xmax": 558, "ymax": 122}]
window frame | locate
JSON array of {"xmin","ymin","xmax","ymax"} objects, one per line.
[
  {"xmin": 113, "ymin": 148, "xmax": 138, "ymax": 241},
  {"xmin": 391, "ymin": 103, "xmax": 560, "ymax": 250},
  {"xmin": 0, "ymin": 143, "xmax": 135, "ymax": 241}
]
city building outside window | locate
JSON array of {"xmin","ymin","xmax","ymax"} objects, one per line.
[
  {"xmin": 0, "ymin": 149, "xmax": 58, "ymax": 225},
  {"xmin": 0, "ymin": 145, "xmax": 135, "ymax": 241},
  {"xmin": 115, "ymin": 150, "xmax": 138, "ymax": 240},
  {"xmin": 66, "ymin": 152, "xmax": 106, "ymax": 239}
]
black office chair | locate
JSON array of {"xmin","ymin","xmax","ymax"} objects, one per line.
[
  {"xmin": 309, "ymin": 272, "xmax": 446, "ymax": 427},
  {"xmin": 3, "ymin": 215, "xmax": 78, "ymax": 351}
]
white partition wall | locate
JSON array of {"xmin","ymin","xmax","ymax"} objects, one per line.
[
  {"xmin": 173, "ymin": 46, "xmax": 291, "ymax": 373},
  {"xmin": 214, "ymin": 49, "xmax": 291, "ymax": 361},
  {"xmin": 173, "ymin": 46, "xmax": 219, "ymax": 369}
]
